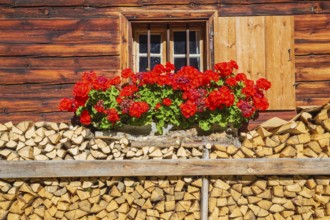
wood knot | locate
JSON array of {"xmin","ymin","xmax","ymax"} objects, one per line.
[{"xmin": 247, "ymin": 167, "xmax": 255, "ymax": 174}]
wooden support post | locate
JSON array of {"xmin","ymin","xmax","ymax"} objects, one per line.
[{"xmin": 201, "ymin": 148, "xmax": 209, "ymax": 220}]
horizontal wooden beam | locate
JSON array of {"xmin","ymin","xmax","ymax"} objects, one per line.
[{"xmin": 1, "ymin": 159, "xmax": 330, "ymax": 179}]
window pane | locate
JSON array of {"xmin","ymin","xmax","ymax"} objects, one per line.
[
  {"xmin": 139, "ymin": 57, "xmax": 148, "ymax": 72},
  {"xmin": 151, "ymin": 57, "xmax": 161, "ymax": 70},
  {"xmin": 174, "ymin": 32, "xmax": 186, "ymax": 54},
  {"xmin": 189, "ymin": 31, "xmax": 199, "ymax": 54},
  {"xmin": 139, "ymin": 34, "xmax": 161, "ymax": 54},
  {"xmin": 139, "ymin": 56, "xmax": 161, "ymax": 72},
  {"xmin": 174, "ymin": 58, "xmax": 186, "ymax": 71},
  {"xmin": 190, "ymin": 57, "xmax": 200, "ymax": 70},
  {"xmin": 174, "ymin": 31, "xmax": 199, "ymax": 55}
]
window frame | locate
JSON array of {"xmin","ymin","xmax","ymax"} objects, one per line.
[
  {"xmin": 120, "ymin": 11, "xmax": 217, "ymax": 71},
  {"xmin": 132, "ymin": 22, "xmax": 206, "ymax": 72}
]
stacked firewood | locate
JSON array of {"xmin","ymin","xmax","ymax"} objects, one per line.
[
  {"xmin": 211, "ymin": 103, "xmax": 330, "ymax": 159},
  {"xmin": 209, "ymin": 175, "xmax": 330, "ymax": 220},
  {"xmin": 0, "ymin": 121, "xmax": 204, "ymax": 161},
  {"xmin": 0, "ymin": 176, "xmax": 202, "ymax": 220}
]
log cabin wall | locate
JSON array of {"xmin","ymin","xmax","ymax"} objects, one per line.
[{"xmin": 0, "ymin": 0, "xmax": 329, "ymax": 128}]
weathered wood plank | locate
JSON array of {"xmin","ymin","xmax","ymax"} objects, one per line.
[
  {"xmin": 0, "ymin": 7, "xmax": 119, "ymax": 19},
  {"xmin": 296, "ymin": 81, "xmax": 330, "ymax": 94},
  {"xmin": 0, "ymin": 18, "xmax": 119, "ymax": 31},
  {"xmin": 0, "ymin": 99, "xmax": 62, "ymax": 113},
  {"xmin": 0, "ymin": 111, "xmax": 73, "ymax": 123},
  {"xmin": 12, "ymin": 0, "xmax": 85, "ymax": 6},
  {"xmin": 0, "ymin": 56, "xmax": 120, "ymax": 70},
  {"xmin": 0, "ymin": 69, "xmax": 118, "ymax": 84},
  {"xmin": 0, "ymin": 44, "xmax": 119, "ymax": 57},
  {"xmin": 296, "ymin": 97, "xmax": 330, "ymax": 107},
  {"xmin": 295, "ymin": 42, "xmax": 330, "ymax": 55},
  {"xmin": 295, "ymin": 28, "xmax": 330, "ymax": 43},
  {"xmin": 0, "ymin": 159, "xmax": 330, "ymax": 178},
  {"xmin": 122, "ymin": 10, "xmax": 216, "ymax": 20},
  {"xmin": 295, "ymin": 14, "xmax": 330, "ymax": 30},
  {"xmin": 220, "ymin": 2, "xmax": 330, "ymax": 16},
  {"xmin": 0, "ymin": 30, "xmax": 119, "ymax": 44},
  {"xmin": 265, "ymin": 16, "xmax": 295, "ymax": 110},
  {"xmin": 0, "ymin": 84, "xmax": 72, "ymax": 99},
  {"xmin": 296, "ymin": 67, "xmax": 330, "ymax": 82},
  {"xmin": 295, "ymin": 54, "xmax": 330, "ymax": 68}
]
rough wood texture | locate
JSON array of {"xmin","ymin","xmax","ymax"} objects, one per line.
[{"xmin": 0, "ymin": 159, "xmax": 329, "ymax": 178}]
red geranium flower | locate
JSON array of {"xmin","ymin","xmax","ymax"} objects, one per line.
[
  {"xmin": 253, "ymin": 96, "xmax": 269, "ymax": 110},
  {"xmin": 59, "ymin": 98, "xmax": 75, "ymax": 112},
  {"xmin": 121, "ymin": 68, "xmax": 134, "ymax": 79},
  {"xmin": 129, "ymin": 101, "xmax": 149, "ymax": 118},
  {"xmin": 256, "ymin": 78, "xmax": 271, "ymax": 91},
  {"xmin": 93, "ymin": 76, "xmax": 110, "ymax": 91},
  {"xmin": 80, "ymin": 110, "xmax": 91, "ymax": 125},
  {"xmin": 237, "ymin": 100, "xmax": 255, "ymax": 118},
  {"xmin": 120, "ymin": 85, "xmax": 138, "ymax": 97},
  {"xmin": 214, "ymin": 60, "xmax": 238, "ymax": 78},
  {"xmin": 107, "ymin": 108, "xmax": 120, "ymax": 125},
  {"xmin": 225, "ymin": 77, "xmax": 237, "ymax": 87},
  {"xmin": 162, "ymin": 98, "xmax": 172, "ymax": 106},
  {"xmin": 109, "ymin": 76, "xmax": 121, "ymax": 86},
  {"xmin": 180, "ymin": 100, "xmax": 198, "ymax": 118},
  {"xmin": 94, "ymin": 100, "xmax": 106, "ymax": 113},
  {"xmin": 73, "ymin": 82, "xmax": 90, "ymax": 98},
  {"xmin": 235, "ymin": 73, "xmax": 247, "ymax": 82},
  {"xmin": 155, "ymin": 103, "xmax": 161, "ymax": 110}
]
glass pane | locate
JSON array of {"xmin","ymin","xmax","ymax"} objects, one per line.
[
  {"xmin": 139, "ymin": 57, "xmax": 148, "ymax": 72},
  {"xmin": 151, "ymin": 57, "xmax": 161, "ymax": 70},
  {"xmin": 174, "ymin": 32, "xmax": 186, "ymax": 54},
  {"xmin": 139, "ymin": 57, "xmax": 161, "ymax": 72},
  {"xmin": 139, "ymin": 34, "xmax": 161, "ymax": 53},
  {"xmin": 189, "ymin": 31, "xmax": 199, "ymax": 54},
  {"xmin": 174, "ymin": 31, "xmax": 199, "ymax": 55},
  {"xmin": 174, "ymin": 58, "xmax": 186, "ymax": 71},
  {"xmin": 190, "ymin": 57, "xmax": 200, "ymax": 70}
]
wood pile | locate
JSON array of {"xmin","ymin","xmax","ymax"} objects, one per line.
[
  {"xmin": 0, "ymin": 121, "xmax": 205, "ymax": 161},
  {"xmin": 211, "ymin": 103, "xmax": 330, "ymax": 159},
  {"xmin": 209, "ymin": 175, "xmax": 330, "ymax": 220},
  {"xmin": 0, "ymin": 176, "xmax": 202, "ymax": 220}
]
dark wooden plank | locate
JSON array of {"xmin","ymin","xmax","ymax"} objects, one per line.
[
  {"xmin": 0, "ymin": 7, "xmax": 119, "ymax": 19},
  {"xmin": 295, "ymin": 14, "xmax": 330, "ymax": 30},
  {"xmin": 0, "ymin": 30, "xmax": 119, "ymax": 44},
  {"xmin": 296, "ymin": 97, "xmax": 330, "ymax": 107},
  {"xmin": 12, "ymin": 0, "xmax": 85, "ymax": 6},
  {"xmin": 0, "ymin": 159, "xmax": 329, "ymax": 178},
  {"xmin": 0, "ymin": 44, "xmax": 119, "ymax": 57},
  {"xmin": 295, "ymin": 42, "xmax": 330, "ymax": 55},
  {"xmin": 296, "ymin": 81, "xmax": 330, "ymax": 94},
  {"xmin": 295, "ymin": 28, "xmax": 330, "ymax": 43},
  {"xmin": 0, "ymin": 99, "xmax": 61, "ymax": 113},
  {"xmin": 0, "ymin": 56, "xmax": 120, "ymax": 70},
  {"xmin": 296, "ymin": 67, "xmax": 330, "ymax": 81},
  {"xmin": 295, "ymin": 54, "xmax": 330, "ymax": 68},
  {"xmin": 122, "ymin": 11, "xmax": 215, "ymax": 20},
  {"xmin": 220, "ymin": 2, "xmax": 330, "ymax": 16},
  {"xmin": 0, "ymin": 18, "xmax": 119, "ymax": 31},
  {"xmin": 0, "ymin": 69, "xmax": 118, "ymax": 84},
  {"xmin": 0, "ymin": 84, "xmax": 72, "ymax": 99},
  {"xmin": 0, "ymin": 111, "xmax": 73, "ymax": 124}
]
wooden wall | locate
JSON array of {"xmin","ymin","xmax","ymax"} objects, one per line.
[{"xmin": 0, "ymin": 0, "xmax": 329, "ymax": 128}]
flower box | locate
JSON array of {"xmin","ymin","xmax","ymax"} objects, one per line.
[{"xmin": 59, "ymin": 60, "xmax": 271, "ymax": 135}]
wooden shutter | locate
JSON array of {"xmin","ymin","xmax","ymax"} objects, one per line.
[{"xmin": 214, "ymin": 16, "xmax": 295, "ymax": 110}]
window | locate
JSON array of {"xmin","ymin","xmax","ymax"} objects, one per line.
[{"xmin": 132, "ymin": 22, "xmax": 206, "ymax": 72}]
